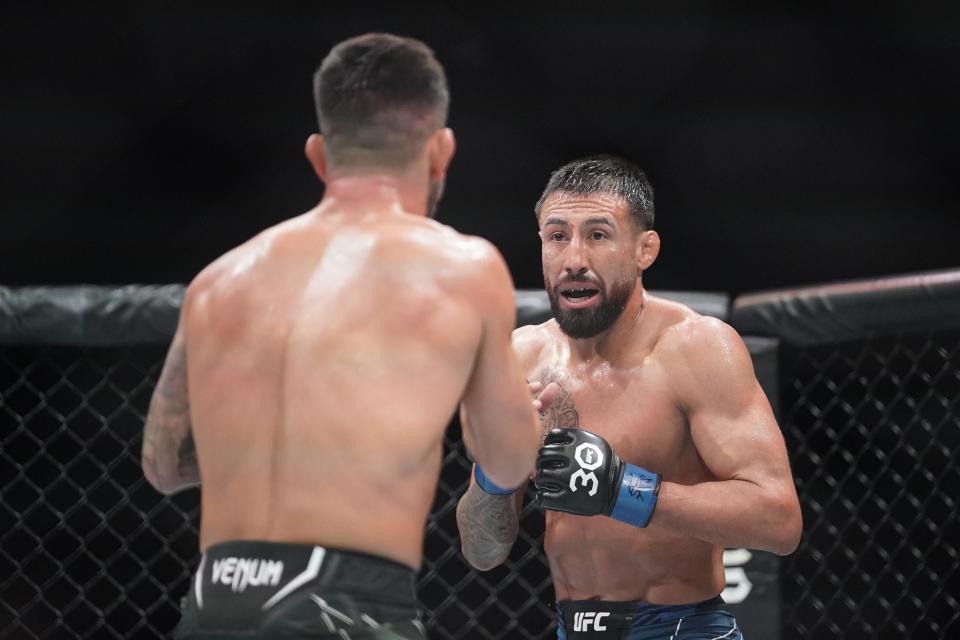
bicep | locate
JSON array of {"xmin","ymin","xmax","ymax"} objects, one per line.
[
  {"xmin": 688, "ymin": 383, "xmax": 789, "ymax": 483},
  {"xmin": 680, "ymin": 324, "xmax": 790, "ymax": 484}
]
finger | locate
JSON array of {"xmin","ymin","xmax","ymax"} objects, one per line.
[
  {"xmin": 542, "ymin": 428, "xmax": 574, "ymax": 446},
  {"xmin": 532, "ymin": 399, "xmax": 542, "ymax": 411},
  {"xmin": 536, "ymin": 451, "xmax": 568, "ymax": 470},
  {"xmin": 537, "ymin": 489, "xmax": 564, "ymax": 503},
  {"xmin": 536, "ymin": 382, "xmax": 564, "ymax": 412},
  {"xmin": 533, "ymin": 470, "xmax": 563, "ymax": 492},
  {"xmin": 528, "ymin": 380, "xmax": 543, "ymax": 395}
]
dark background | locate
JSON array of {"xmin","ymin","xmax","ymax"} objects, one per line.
[{"xmin": 2, "ymin": 2, "xmax": 958, "ymax": 295}]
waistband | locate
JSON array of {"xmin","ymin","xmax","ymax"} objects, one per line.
[
  {"xmin": 557, "ymin": 596, "xmax": 728, "ymax": 635},
  {"xmin": 191, "ymin": 541, "xmax": 417, "ymax": 630}
]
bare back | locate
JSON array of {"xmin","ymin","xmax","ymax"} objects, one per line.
[{"xmin": 183, "ymin": 207, "xmax": 493, "ymax": 569}]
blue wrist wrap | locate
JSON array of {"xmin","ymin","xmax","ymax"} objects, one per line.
[
  {"xmin": 609, "ymin": 463, "xmax": 661, "ymax": 527},
  {"xmin": 473, "ymin": 464, "xmax": 519, "ymax": 495}
]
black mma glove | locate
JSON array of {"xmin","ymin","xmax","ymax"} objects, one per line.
[{"xmin": 534, "ymin": 427, "xmax": 661, "ymax": 527}]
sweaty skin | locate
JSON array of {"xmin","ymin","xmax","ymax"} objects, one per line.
[
  {"xmin": 143, "ymin": 195, "xmax": 538, "ymax": 571},
  {"xmin": 516, "ymin": 300, "xmax": 761, "ymax": 602},
  {"xmin": 457, "ymin": 191, "xmax": 801, "ymax": 603}
]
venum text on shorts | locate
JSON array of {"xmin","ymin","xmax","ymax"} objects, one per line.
[{"xmin": 211, "ymin": 557, "xmax": 284, "ymax": 593}]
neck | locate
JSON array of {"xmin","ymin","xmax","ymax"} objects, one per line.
[
  {"xmin": 567, "ymin": 285, "xmax": 647, "ymax": 364},
  {"xmin": 320, "ymin": 165, "xmax": 430, "ymax": 217}
]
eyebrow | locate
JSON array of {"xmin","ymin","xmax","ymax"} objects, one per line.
[{"xmin": 543, "ymin": 216, "xmax": 616, "ymax": 229}]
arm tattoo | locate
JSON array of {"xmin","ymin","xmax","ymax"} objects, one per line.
[
  {"xmin": 456, "ymin": 482, "xmax": 521, "ymax": 570},
  {"xmin": 537, "ymin": 372, "xmax": 579, "ymax": 431},
  {"xmin": 143, "ymin": 333, "xmax": 200, "ymax": 493},
  {"xmin": 456, "ymin": 372, "xmax": 577, "ymax": 568},
  {"xmin": 177, "ymin": 430, "xmax": 198, "ymax": 477}
]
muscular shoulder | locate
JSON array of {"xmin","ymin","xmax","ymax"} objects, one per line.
[
  {"xmin": 186, "ymin": 231, "xmax": 266, "ymax": 302},
  {"xmin": 434, "ymin": 225, "xmax": 503, "ymax": 273},
  {"xmin": 386, "ymin": 220, "xmax": 518, "ymax": 325},
  {"xmin": 431, "ymin": 229, "xmax": 516, "ymax": 304},
  {"xmin": 659, "ymin": 311, "xmax": 750, "ymax": 371},
  {"xmin": 390, "ymin": 219, "xmax": 500, "ymax": 274},
  {"xmin": 193, "ymin": 210, "xmax": 329, "ymax": 287},
  {"xmin": 660, "ymin": 312, "xmax": 743, "ymax": 356},
  {"xmin": 511, "ymin": 322, "xmax": 552, "ymax": 370},
  {"xmin": 184, "ymin": 216, "xmax": 310, "ymax": 321},
  {"xmin": 657, "ymin": 312, "xmax": 757, "ymax": 406}
]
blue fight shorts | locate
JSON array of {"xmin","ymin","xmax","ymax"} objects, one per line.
[{"xmin": 556, "ymin": 596, "xmax": 742, "ymax": 639}]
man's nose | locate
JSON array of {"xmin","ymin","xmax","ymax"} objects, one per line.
[{"xmin": 561, "ymin": 236, "xmax": 589, "ymax": 276}]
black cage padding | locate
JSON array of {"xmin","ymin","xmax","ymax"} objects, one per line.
[
  {"xmin": 1, "ymin": 287, "xmax": 729, "ymax": 347},
  {"xmin": 731, "ymin": 269, "xmax": 960, "ymax": 347},
  {"xmin": 0, "ymin": 286, "xmax": 184, "ymax": 347}
]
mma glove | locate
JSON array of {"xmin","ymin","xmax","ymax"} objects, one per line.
[{"xmin": 534, "ymin": 427, "xmax": 661, "ymax": 527}]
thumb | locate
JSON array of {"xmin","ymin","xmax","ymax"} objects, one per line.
[{"xmin": 536, "ymin": 382, "xmax": 564, "ymax": 413}]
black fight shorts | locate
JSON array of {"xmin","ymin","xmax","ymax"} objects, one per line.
[{"xmin": 173, "ymin": 541, "xmax": 425, "ymax": 639}]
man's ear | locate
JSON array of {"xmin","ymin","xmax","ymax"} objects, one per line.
[
  {"xmin": 427, "ymin": 128, "xmax": 456, "ymax": 179},
  {"xmin": 304, "ymin": 133, "xmax": 328, "ymax": 182},
  {"xmin": 637, "ymin": 230, "xmax": 661, "ymax": 273}
]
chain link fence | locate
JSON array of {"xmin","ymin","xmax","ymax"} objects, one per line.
[
  {"xmin": 780, "ymin": 330, "xmax": 960, "ymax": 639},
  {"xmin": 2, "ymin": 287, "xmax": 959, "ymax": 638},
  {"xmin": 0, "ymin": 344, "xmax": 557, "ymax": 639}
]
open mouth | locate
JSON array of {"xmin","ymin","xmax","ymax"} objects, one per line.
[
  {"xmin": 558, "ymin": 284, "xmax": 601, "ymax": 307},
  {"xmin": 561, "ymin": 288, "xmax": 599, "ymax": 300}
]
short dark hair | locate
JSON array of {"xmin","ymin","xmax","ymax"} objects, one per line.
[
  {"xmin": 314, "ymin": 33, "xmax": 449, "ymax": 168},
  {"xmin": 535, "ymin": 155, "xmax": 655, "ymax": 230}
]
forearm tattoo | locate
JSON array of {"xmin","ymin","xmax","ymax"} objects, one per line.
[
  {"xmin": 457, "ymin": 372, "xmax": 579, "ymax": 567},
  {"xmin": 177, "ymin": 430, "xmax": 198, "ymax": 478},
  {"xmin": 143, "ymin": 336, "xmax": 200, "ymax": 491},
  {"xmin": 457, "ymin": 482, "xmax": 520, "ymax": 569}
]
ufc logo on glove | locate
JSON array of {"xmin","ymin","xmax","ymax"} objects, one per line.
[{"xmin": 569, "ymin": 443, "xmax": 604, "ymax": 496}]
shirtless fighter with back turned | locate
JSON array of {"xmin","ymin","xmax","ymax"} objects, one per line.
[
  {"xmin": 141, "ymin": 33, "xmax": 541, "ymax": 639},
  {"xmin": 457, "ymin": 156, "xmax": 802, "ymax": 639}
]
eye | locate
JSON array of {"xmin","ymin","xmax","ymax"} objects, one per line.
[
  {"xmin": 550, "ymin": 232, "xmax": 565, "ymax": 241},
  {"xmin": 591, "ymin": 230, "xmax": 607, "ymax": 240}
]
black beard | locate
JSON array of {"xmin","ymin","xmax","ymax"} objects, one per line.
[{"xmin": 546, "ymin": 279, "xmax": 632, "ymax": 339}]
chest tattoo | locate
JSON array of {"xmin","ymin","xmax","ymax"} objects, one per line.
[{"xmin": 536, "ymin": 369, "xmax": 579, "ymax": 432}]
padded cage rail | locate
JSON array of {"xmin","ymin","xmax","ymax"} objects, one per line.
[
  {"xmin": 732, "ymin": 268, "xmax": 960, "ymax": 639},
  {"xmin": 2, "ymin": 274, "xmax": 958, "ymax": 638}
]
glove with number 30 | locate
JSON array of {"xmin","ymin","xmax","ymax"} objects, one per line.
[{"xmin": 534, "ymin": 427, "xmax": 661, "ymax": 528}]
